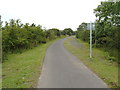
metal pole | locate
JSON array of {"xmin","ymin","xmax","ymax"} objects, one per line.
[
  {"xmin": 0, "ymin": 15, "xmax": 1, "ymax": 58},
  {"xmin": 0, "ymin": 16, "xmax": 1, "ymax": 28},
  {"xmin": 95, "ymin": 22, "xmax": 96, "ymax": 47},
  {"xmin": 0, "ymin": 15, "xmax": 2, "ymax": 90},
  {"xmin": 90, "ymin": 22, "xmax": 92, "ymax": 60}
]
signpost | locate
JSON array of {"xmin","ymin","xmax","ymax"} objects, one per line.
[
  {"xmin": 90, "ymin": 22, "xmax": 92, "ymax": 60},
  {"xmin": 87, "ymin": 22, "xmax": 95, "ymax": 61}
]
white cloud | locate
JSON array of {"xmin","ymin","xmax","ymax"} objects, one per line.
[{"xmin": 0, "ymin": 0, "xmax": 105, "ymax": 30}]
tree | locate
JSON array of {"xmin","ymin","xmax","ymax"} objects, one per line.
[
  {"xmin": 2, "ymin": 19, "xmax": 64, "ymax": 62},
  {"xmin": 94, "ymin": 1, "xmax": 120, "ymax": 49},
  {"xmin": 63, "ymin": 28, "xmax": 74, "ymax": 36},
  {"xmin": 77, "ymin": 22, "xmax": 87, "ymax": 31},
  {"xmin": 76, "ymin": 1, "xmax": 120, "ymax": 63}
]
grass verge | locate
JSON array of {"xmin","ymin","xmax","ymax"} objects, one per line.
[
  {"xmin": 64, "ymin": 37, "xmax": 118, "ymax": 88},
  {"xmin": 0, "ymin": 63, "xmax": 2, "ymax": 89},
  {"xmin": 2, "ymin": 36, "xmax": 66, "ymax": 88}
]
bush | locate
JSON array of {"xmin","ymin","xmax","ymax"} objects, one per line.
[{"xmin": 2, "ymin": 19, "xmax": 63, "ymax": 62}]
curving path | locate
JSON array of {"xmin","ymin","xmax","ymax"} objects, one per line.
[{"xmin": 37, "ymin": 37, "xmax": 107, "ymax": 88}]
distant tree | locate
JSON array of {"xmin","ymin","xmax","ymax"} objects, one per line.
[
  {"xmin": 63, "ymin": 28, "xmax": 74, "ymax": 36},
  {"xmin": 77, "ymin": 22, "xmax": 87, "ymax": 31},
  {"xmin": 45, "ymin": 28, "xmax": 61, "ymax": 40},
  {"xmin": 49, "ymin": 28, "xmax": 61, "ymax": 37}
]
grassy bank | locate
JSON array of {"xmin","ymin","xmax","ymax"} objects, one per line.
[
  {"xmin": 64, "ymin": 37, "xmax": 118, "ymax": 88},
  {"xmin": 0, "ymin": 63, "xmax": 2, "ymax": 89},
  {"xmin": 2, "ymin": 36, "xmax": 66, "ymax": 88}
]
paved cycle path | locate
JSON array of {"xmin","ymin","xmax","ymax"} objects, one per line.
[{"xmin": 37, "ymin": 37, "xmax": 107, "ymax": 88}]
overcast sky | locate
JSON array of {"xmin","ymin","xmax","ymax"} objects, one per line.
[{"xmin": 0, "ymin": 0, "xmax": 105, "ymax": 30}]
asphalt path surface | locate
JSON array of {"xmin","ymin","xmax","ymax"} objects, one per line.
[{"xmin": 37, "ymin": 37, "xmax": 107, "ymax": 88}]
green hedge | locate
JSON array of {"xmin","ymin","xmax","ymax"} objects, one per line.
[{"xmin": 2, "ymin": 19, "xmax": 62, "ymax": 62}]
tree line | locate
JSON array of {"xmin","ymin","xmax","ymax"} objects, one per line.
[
  {"xmin": 1, "ymin": 19, "xmax": 74, "ymax": 62},
  {"xmin": 76, "ymin": 1, "xmax": 120, "ymax": 63}
]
